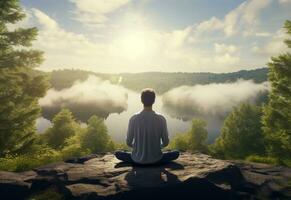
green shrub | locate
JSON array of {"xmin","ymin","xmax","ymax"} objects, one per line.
[
  {"xmin": 246, "ymin": 155, "xmax": 279, "ymax": 165},
  {"xmin": 0, "ymin": 148, "xmax": 62, "ymax": 172},
  {"xmin": 27, "ymin": 187, "xmax": 64, "ymax": 200},
  {"xmin": 61, "ymin": 142, "xmax": 90, "ymax": 160},
  {"xmin": 169, "ymin": 133, "xmax": 190, "ymax": 151},
  {"xmin": 81, "ymin": 115, "xmax": 112, "ymax": 153},
  {"xmin": 212, "ymin": 104, "xmax": 265, "ymax": 159},
  {"xmin": 114, "ymin": 143, "xmax": 130, "ymax": 151},
  {"xmin": 169, "ymin": 119, "xmax": 208, "ymax": 152},
  {"xmin": 43, "ymin": 109, "xmax": 82, "ymax": 149}
]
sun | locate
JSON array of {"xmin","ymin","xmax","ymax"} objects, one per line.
[{"xmin": 114, "ymin": 30, "xmax": 151, "ymax": 61}]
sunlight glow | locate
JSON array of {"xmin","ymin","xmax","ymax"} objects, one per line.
[{"xmin": 116, "ymin": 30, "xmax": 150, "ymax": 60}]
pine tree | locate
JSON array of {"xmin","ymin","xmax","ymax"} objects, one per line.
[
  {"xmin": 0, "ymin": 0, "xmax": 48, "ymax": 156},
  {"xmin": 43, "ymin": 109, "xmax": 80, "ymax": 149},
  {"xmin": 262, "ymin": 20, "xmax": 291, "ymax": 158},
  {"xmin": 81, "ymin": 115, "xmax": 111, "ymax": 153},
  {"xmin": 188, "ymin": 119, "xmax": 208, "ymax": 152},
  {"xmin": 213, "ymin": 104, "xmax": 265, "ymax": 159},
  {"xmin": 170, "ymin": 119, "xmax": 208, "ymax": 152}
]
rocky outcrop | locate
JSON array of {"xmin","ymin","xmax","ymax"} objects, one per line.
[{"xmin": 0, "ymin": 153, "xmax": 290, "ymax": 200}]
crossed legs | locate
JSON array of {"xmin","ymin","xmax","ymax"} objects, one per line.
[{"xmin": 115, "ymin": 150, "xmax": 180, "ymax": 165}]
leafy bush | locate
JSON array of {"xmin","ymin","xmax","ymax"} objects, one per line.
[
  {"xmin": 61, "ymin": 134, "xmax": 90, "ymax": 160},
  {"xmin": 169, "ymin": 119, "xmax": 208, "ymax": 152},
  {"xmin": 262, "ymin": 20, "xmax": 291, "ymax": 159},
  {"xmin": 169, "ymin": 133, "xmax": 190, "ymax": 151},
  {"xmin": 246, "ymin": 155, "xmax": 279, "ymax": 165},
  {"xmin": 0, "ymin": 148, "xmax": 61, "ymax": 172},
  {"xmin": 27, "ymin": 187, "xmax": 64, "ymax": 200},
  {"xmin": 43, "ymin": 109, "xmax": 82, "ymax": 149},
  {"xmin": 212, "ymin": 103, "xmax": 265, "ymax": 159},
  {"xmin": 114, "ymin": 143, "xmax": 130, "ymax": 151},
  {"xmin": 80, "ymin": 115, "xmax": 113, "ymax": 153}
]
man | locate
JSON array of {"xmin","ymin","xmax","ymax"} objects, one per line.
[{"xmin": 115, "ymin": 88, "xmax": 179, "ymax": 165}]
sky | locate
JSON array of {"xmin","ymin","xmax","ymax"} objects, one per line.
[{"xmin": 18, "ymin": 0, "xmax": 291, "ymax": 73}]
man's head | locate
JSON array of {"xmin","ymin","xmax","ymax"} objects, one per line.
[{"xmin": 141, "ymin": 88, "xmax": 155, "ymax": 107}]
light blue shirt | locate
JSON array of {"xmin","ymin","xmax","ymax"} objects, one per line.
[{"xmin": 126, "ymin": 110, "xmax": 169, "ymax": 164}]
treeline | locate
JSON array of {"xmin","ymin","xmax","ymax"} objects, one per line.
[
  {"xmin": 0, "ymin": 1, "xmax": 122, "ymax": 172},
  {"xmin": 0, "ymin": 108, "xmax": 122, "ymax": 171},
  {"xmin": 48, "ymin": 68, "xmax": 268, "ymax": 94},
  {"xmin": 119, "ymin": 68, "xmax": 268, "ymax": 94},
  {"xmin": 0, "ymin": 0, "xmax": 289, "ymax": 172},
  {"xmin": 170, "ymin": 20, "xmax": 291, "ymax": 166}
]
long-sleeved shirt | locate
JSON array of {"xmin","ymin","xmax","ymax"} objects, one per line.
[{"xmin": 126, "ymin": 110, "xmax": 169, "ymax": 164}]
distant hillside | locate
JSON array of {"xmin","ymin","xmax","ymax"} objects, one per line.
[{"xmin": 48, "ymin": 68, "xmax": 268, "ymax": 94}]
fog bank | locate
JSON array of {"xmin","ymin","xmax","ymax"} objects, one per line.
[{"xmin": 39, "ymin": 76, "xmax": 128, "ymax": 122}]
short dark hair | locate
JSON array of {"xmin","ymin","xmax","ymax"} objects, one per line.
[{"xmin": 141, "ymin": 88, "xmax": 155, "ymax": 106}]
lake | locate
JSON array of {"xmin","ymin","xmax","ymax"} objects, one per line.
[{"xmin": 36, "ymin": 89, "xmax": 223, "ymax": 144}]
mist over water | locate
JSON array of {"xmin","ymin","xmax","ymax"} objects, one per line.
[
  {"xmin": 37, "ymin": 77, "xmax": 269, "ymax": 143},
  {"xmin": 162, "ymin": 80, "xmax": 269, "ymax": 119},
  {"xmin": 105, "ymin": 90, "xmax": 190, "ymax": 141},
  {"xmin": 39, "ymin": 76, "xmax": 128, "ymax": 121},
  {"xmin": 162, "ymin": 80, "xmax": 269, "ymax": 142}
]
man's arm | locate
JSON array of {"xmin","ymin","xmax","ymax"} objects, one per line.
[
  {"xmin": 161, "ymin": 116, "xmax": 169, "ymax": 148},
  {"xmin": 126, "ymin": 117, "xmax": 134, "ymax": 147}
]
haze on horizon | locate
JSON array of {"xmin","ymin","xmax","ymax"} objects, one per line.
[{"xmin": 18, "ymin": 0, "xmax": 291, "ymax": 73}]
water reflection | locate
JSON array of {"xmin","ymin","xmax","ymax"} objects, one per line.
[
  {"xmin": 36, "ymin": 79, "xmax": 268, "ymax": 143},
  {"xmin": 36, "ymin": 90, "xmax": 220, "ymax": 142}
]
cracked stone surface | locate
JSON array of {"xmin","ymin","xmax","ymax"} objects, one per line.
[{"xmin": 0, "ymin": 153, "xmax": 290, "ymax": 199}]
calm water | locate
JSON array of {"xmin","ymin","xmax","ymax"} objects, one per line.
[{"xmin": 36, "ymin": 89, "xmax": 223, "ymax": 143}]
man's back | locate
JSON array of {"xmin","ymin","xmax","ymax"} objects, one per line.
[{"xmin": 126, "ymin": 110, "xmax": 169, "ymax": 164}]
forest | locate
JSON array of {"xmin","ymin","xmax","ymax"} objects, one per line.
[
  {"xmin": 48, "ymin": 67, "xmax": 268, "ymax": 94},
  {"xmin": 0, "ymin": 0, "xmax": 290, "ymax": 176}
]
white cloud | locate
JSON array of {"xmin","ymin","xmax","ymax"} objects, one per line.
[
  {"xmin": 194, "ymin": 0, "xmax": 272, "ymax": 37},
  {"xmin": 278, "ymin": 0, "xmax": 291, "ymax": 4},
  {"xmin": 13, "ymin": 2, "xmax": 281, "ymax": 73},
  {"xmin": 214, "ymin": 53, "xmax": 240, "ymax": 65},
  {"xmin": 70, "ymin": 0, "xmax": 131, "ymax": 27},
  {"xmin": 40, "ymin": 76, "xmax": 128, "ymax": 121},
  {"xmin": 32, "ymin": 8, "xmax": 58, "ymax": 29},
  {"xmin": 213, "ymin": 43, "xmax": 240, "ymax": 65},
  {"xmin": 27, "ymin": 9, "xmax": 110, "ymax": 71},
  {"xmin": 254, "ymin": 32, "xmax": 271, "ymax": 37},
  {"xmin": 196, "ymin": 17, "xmax": 223, "ymax": 33},
  {"xmin": 214, "ymin": 43, "xmax": 238, "ymax": 54},
  {"xmin": 162, "ymin": 80, "xmax": 269, "ymax": 118},
  {"xmin": 252, "ymin": 29, "xmax": 290, "ymax": 56}
]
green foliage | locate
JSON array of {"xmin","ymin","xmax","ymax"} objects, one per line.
[
  {"xmin": 188, "ymin": 119, "xmax": 208, "ymax": 151},
  {"xmin": 169, "ymin": 133, "xmax": 190, "ymax": 151},
  {"xmin": 284, "ymin": 20, "xmax": 291, "ymax": 48},
  {"xmin": 27, "ymin": 187, "xmax": 64, "ymax": 200},
  {"xmin": 246, "ymin": 155, "xmax": 279, "ymax": 165},
  {"xmin": 0, "ymin": 147, "xmax": 61, "ymax": 172},
  {"xmin": 49, "ymin": 68, "xmax": 268, "ymax": 94},
  {"xmin": 81, "ymin": 115, "xmax": 113, "ymax": 153},
  {"xmin": 0, "ymin": 0, "xmax": 49, "ymax": 156},
  {"xmin": 170, "ymin": 119, "xmax": 208, "ymax": 152},
  {"xmin": 61, "ymin": 133, "xmax": 90, "ymax": 160},
  {"xmin": 114, "ymin": 142, "xmax": 130, "ymax": 151},
  {"xmin": 43, "ymin": 109, "xmax": 81, "ymax": 149},
  {"xmin": 262, "ymin": 20, "xmax": 291, "ymax": 159},
  {"xmin": 212, "ymin": 104, "xmax": 265, "ymax": 159}
]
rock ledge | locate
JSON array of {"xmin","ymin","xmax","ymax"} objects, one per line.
[{"xmin": 0, "ymin": 153, "xmax": 290, "ymax": 199}]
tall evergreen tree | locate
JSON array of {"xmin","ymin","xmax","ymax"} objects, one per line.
[
  {"xmin": 262, "ymin": 20, "xmax": 291, "ymax": 158},
  {"xmin": 81, "ymin": 115, "xmax": 111, "ymax": 153},
  {"xmin": 0, "ymin": 0, "xmax": 48, "ymax": 156},
  {"xmin": 213, "ymin": 104, "xmax": 265, "ymax": 159},
  {"xmin": 188, "ymin": 119, "xmax": 208, "ymax": 152},
  {"xmin": 43, "ymin": 109, "xmax": 80, "ymax": 149},
  {"xmin": 170, "ymin": 119, "xmax": 208, "ymax": 152}
]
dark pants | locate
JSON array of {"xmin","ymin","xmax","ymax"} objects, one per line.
[{"xmin": 115, "ymin": 150, "xmax": 180, "ymax": 165}]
